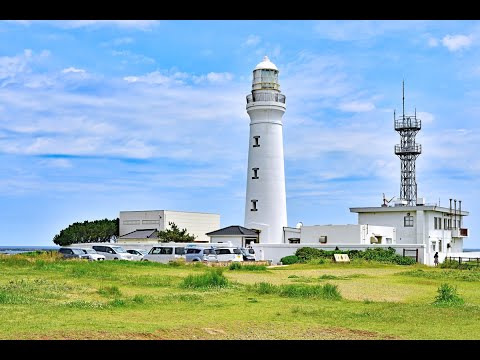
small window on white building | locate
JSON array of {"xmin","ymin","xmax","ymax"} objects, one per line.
[
  {"xmin": 404, "ymin": 216, "xmax": 414, "ymax": 227},
  {"xmin": 252, "ymin": 167, "xmax": 259, "ymax": 179},
  {"xmin": 251, "ymin": 199, "xmax": 258, "ymax": 211},
  {"xmin": 319, "ymin": 236, "xmax": 327, "ymax": 243},
  {"xmin": 431, "ymin": 241, "xmax": 436, "ymax": 252},
  {"xmin": 439, "ymin": 240, "xmax": 442, "ymax": 252},
  {"xmin": 253, "ymin": 136, "xmax": 260, "ymax": 147}
]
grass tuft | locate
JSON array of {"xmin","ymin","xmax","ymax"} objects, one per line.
[{"xmin": 180, "ymin": 268, "xmax": 229, "ymax": 289}]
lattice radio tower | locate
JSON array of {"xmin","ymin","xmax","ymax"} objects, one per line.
[{"xmin": 394, "ymin": 81, "xmax": 422, "ymax": 206}]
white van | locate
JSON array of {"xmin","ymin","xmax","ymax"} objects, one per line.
[
  {"xmin": 213, "ymin": 246, "xmax": 243, "ymax": 262},
  {"xmin": 91, "ymin": 245, "xmax": 134, "ymax": 261},
  {"xmin": 142, "ymin": 245, "xmax": 186, "ymax": 263}
]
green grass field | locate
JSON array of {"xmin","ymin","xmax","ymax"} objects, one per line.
[{"xmin": 1, "ymin": 252, "xmax": 479, "ymax": 340}]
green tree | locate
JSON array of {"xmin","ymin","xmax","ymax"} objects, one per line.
[
  {"xmin": 52, "ymin": 218, "xmax": 119, "ymax": 246},
  {"xmin": 157, "ymin": 222, "xmax": 196, "ymax": 243}
]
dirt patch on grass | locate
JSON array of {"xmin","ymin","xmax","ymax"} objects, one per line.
[{"xmin": 13, "ymin": 324, "xmax": 400, "ymax": 340}]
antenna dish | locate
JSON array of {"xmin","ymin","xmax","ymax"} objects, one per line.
[{"xmin": 295, "ymin": 222, "xmax": 303, "ymax": 229}]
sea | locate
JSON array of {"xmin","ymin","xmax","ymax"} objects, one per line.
[{"xmin": 0, "ymin": 246, "xmax": 60, "ymax": 255}]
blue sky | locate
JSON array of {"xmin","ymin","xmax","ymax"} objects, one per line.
[{"xmin": 0, "ymin": 20, "xmax": 479, "ymax": 248}]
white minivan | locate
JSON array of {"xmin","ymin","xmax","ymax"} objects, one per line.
[
  {"xmin": 142, "ymin": 245, "xmax": 186, "ymax": 263},
  {"xmin": 91, "ymin": 245, "xmax": 134, "ymax": 261},
  {"xmin": 213, "ymin": 247, "xmax": 243, "ymax": 262}
]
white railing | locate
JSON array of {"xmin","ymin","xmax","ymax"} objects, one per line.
[{"xmin": 246, "ymin": 92, "xmax": 286, "ymax": 104}]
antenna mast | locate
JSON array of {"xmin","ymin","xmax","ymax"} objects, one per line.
[{"xmin": 394, "ymin": 82, "xmax": 422, "ymax": 206}]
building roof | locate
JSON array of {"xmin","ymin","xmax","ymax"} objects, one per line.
[
  {"xmin": 119, "ymin": 229, "xmax": 158, "ymax": 239},
  {"xmin": 206, "ymin": 225, "xmax": 259, "ymax": 236},
  {"xmin": 254, "ymin": 56, "xmax": 278, "ymax": 71},
  {"xmin": 350, "ymin": 205, "xmax": 469, "ymax": 216}
]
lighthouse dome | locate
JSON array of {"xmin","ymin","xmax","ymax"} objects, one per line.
[{"xmin": 254, "ymin": 56, "xmax": 278, "ymax": 71}]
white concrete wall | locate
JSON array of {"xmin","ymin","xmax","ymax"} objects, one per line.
[
  {"xmin": 119, "ymin": 210, "xmax": 164, "ymax": 236},
  {"xmin": 358, "ymin": 211, "xmax": 419, "ymax": 244},
  {"xmin": 252, "ymin": 243, "xmax": 426, "ymax": 265},
  {"xmin": 207, "ymin": 235, "xmax": 243, "ymax": 248},
  {"xmin": 119, "ymin": 210, "xmax": 219, "ymax": 242},
  {"xmin": 164, "ymin": 211, "xmax": 220, "ymax": 243},
  {"xmin": 284, "ymin": 225, "xmax": 396, "ymax": 245},
  {"xmin": 244, "ymin": 97, "xmax": 287, "ymax": 245}
]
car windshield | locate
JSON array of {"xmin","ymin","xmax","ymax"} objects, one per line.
[
  {"xmin": 72, "ymin": 249, "xmax": 85, "ymax": 255},
  {"xmin": 111, "ymin": 246, "xmax": 127, "ymax": 253},
  {"xmin": 83, "ymin": 249, "xmax": 96, "ymax": 254}
]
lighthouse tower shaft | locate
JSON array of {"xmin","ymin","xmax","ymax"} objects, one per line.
[{"xmin": 244, "ymin": 56, "xmax": 287, "ymax": 244}]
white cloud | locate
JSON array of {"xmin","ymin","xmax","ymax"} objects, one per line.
[
  {"xmin": 244, "ymin": 35, "xmax": 261, "ymax": 47},
  {"xmin": 417, "ymin": 111, "xmax": 434, "ymax": 124},
  {"xmin": 441, "ymin": 34, "xmax": 472, "ymax": 52},
  {"xmin": 62, "ymin": 67, "xmax": 86, "ymax": 74},
  {"xmin": 112, "ymin": 50, "xmax": 155, "ymax": 65},
  {"xmin": 338, "ymin": 100, "xmax": 375, "ymax": 112},
  {"xmin": 193, "ymin": 72, "xmax": 234, "ymax": 84}
]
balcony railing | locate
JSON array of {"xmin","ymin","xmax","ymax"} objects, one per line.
[
  {"xmin": 394, "ymin": 144, "xmax": 422, "ymax": 155},
  {"xmin": 246, "ymin": 92, "xmax": 286, "ymax": 104},
  {"xmin": 452, "ymin": 228, "xmax": 469, "ymax": 238},
  {"xmin": 395, "ymin": 117, "xmax": 421, "ymax": 130}
]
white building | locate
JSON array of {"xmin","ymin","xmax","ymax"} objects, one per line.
[
  {"xmin": 118, "ymin": 210, "xmax": 220, "ymax": 243},
  {"xmin": 244, "ymin": 56, "xmax": 287, "ymax": 244},
  {"xmin": 350, "ymin": 199, "xmax": 469, "ymax": 265},
  {"xmin": 283, "ymin": 224, "xmax": 396, "ymax": 245}
]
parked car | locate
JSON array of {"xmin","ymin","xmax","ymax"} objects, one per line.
[
  {"xmin": 240, "ymin": 247, "xmax": 256, "ymax": 261},
  {"xmin": 125, "ymin": 249, "xmax": 148, "ymax": 261},
  {"xmin": 91, "ymin": 245, "xmax": 134, "ymax": 261},
  {"xmin": 79, "ymin": 248, "xmax": 106, "ymax": 261},
  {"xmin": 142, "ymin": 245, "xmax": 186, "ymax": 263},
  {"xmin": 185, "ymin": 246, "xmax": 217, "ymax": 262},
  {"xmin": 213, "ymin": 247, "xmax": 243, "ymax": 262},
  {"xmin": 58, "ymin": 247, "xmax": 88, "ymax": 260}
]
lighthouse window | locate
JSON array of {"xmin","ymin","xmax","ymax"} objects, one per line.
[
  {"xmin": 251, "ymin": 199, "xmax": 258, "ymax": 211},
  {"xmin": 253, "ymin": 136, "xmax": 260, "ymax": 147},
  {"xmin": 252, "ymin": 168, "xmax": 259, "ymax": 179},
  {"xmin": 404, "ymin": 215, "xmax": 414, "ymax": 227}
]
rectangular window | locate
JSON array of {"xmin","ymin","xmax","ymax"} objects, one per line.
[
  {"xmin": 319, "ymin": 236, "xmax": 327, "ymax": 243},
  {"xmin": 123, "ymin": 220, "xmax": 140, "ymax": 225},
  {"xmin": 251, "ymin": 199, "xmax": 258, "ymax": 211},
  {"xmin": 434, "ymin": 217, "xmax": 437, "ymax": 230},
  {"xmin": 252, "ymin": 167, "xmax": 259, "ymax": 179},
  {"xmin": 253, "ymin": 136, "xmax": 260, "ymax": 147},
  {"xmin": 431, "ymin": 242, "xmax": 436, "ymax": 252},
  {"xmin": 444, "ymin": 218, "xmax": 448, "ymax": 229},
  {"xmin": 404, "ymin": 216, "xmax": 414, "ymax": 227},
  {"xmin": 439, "ymin": 240, "xmax": 442, "ymax": 252},
  {"xmin": 142, "ymin": 220, "xmax": 159, "ymax": 224}
]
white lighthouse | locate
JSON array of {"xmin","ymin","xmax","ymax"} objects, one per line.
[{"xmin": 244, "ymin": 56, "xmax": 287, "ymax": 244}]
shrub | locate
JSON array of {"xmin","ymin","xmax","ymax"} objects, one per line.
[
  {"xmin": 279, "ymin": 283, "xmax": 342, "ymax": 300},
  {"xmin": 228, "ymin": 262, "xmax": 242, "ymax": 270},
  {"xmin": 98, "ymin": 286, "xmax": 122, "ymax": 297},
  {"xmin": 181, "ymin": 268, "xmax": 229, "ymax": 289},
  {"xmin": 295, "ymin": 247, "xmax": 323, "ymax": 261},
  {"xmin": 251, "ymin": 282, "xmax": 277, "ymax": 294},
  {"xmin": 228, "ymin": 263, "xmax": 267, "ymax": 271},
  {"xmin": 280, "ymin": 255, "xmax": 300, "ymax": 265},
  {"xmin": 433, "ymin": 283, "xmax": 464, "ymax": 306}
]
